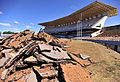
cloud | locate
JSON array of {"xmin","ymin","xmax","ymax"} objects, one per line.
[
  {"xmin": 0, "ymin": 11, "xmax": 3, "ymax": 14},
  {"xmin": 30, "ymin": 22, "xmax": 34, "ymax": 25},
  {"xmin": 11, "ymin": 28, "xmax": 22, "ymax": 33},
  {"xmin": 11, "ymin": 28, "xmax": 19, "ymax": 31},
  {"xmin": 25, "ymin": 25, "xmax": 34, "ymax": 29},
  {"xmin": 14, "ymin": 20, "xmax": 19, "ymax": 24},
  {"xmin": 0, "ymin": 23, "xmax": 11, "ymax": 26},
  {"xmin": 21, "ymin": 30, "xmax": 24, "ymax": 32}
]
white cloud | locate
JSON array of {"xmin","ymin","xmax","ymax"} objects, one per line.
[
  {"xmin": 16, "ymin": 31, "xmax": 20, "ymax": 33},
  {"xmin": 0, "ymin": 11, "xmax": 3, "ymax": 14},
  {"xmin": 21, "ymin": 30, "xmax": 24, "ymax": 32},
  {"xmin": 25, "ymin": 25, "xmax": 34, "ymax": 29},
  {"xmin": 0, "ymin": 23, "xmax": 11, "ymax": 26},
  {"xmin": 14, "ymin": 20, "xmax": 19, "ymax": 24},
  {"xmin": 11, "ymin": 28, "xmax": 19, "ymax": 31},
  {"xmin": 25, "ymin": 26, "xmax": 31, "ymax": 28},
  {"xmin": 30, "ymin": 22, "xmax": 34, "ymax": 25}
]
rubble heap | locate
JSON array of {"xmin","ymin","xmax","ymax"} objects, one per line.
[{"xmin": 0, "ymin": 30, "xmax": 94, "ymax": 82}]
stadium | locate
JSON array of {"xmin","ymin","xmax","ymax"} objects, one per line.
[
  {"xmin": 98, "ymin": 24, "xmax": 120, "ymax": 37},
  {"xmin": 39, "ymin": 1, "xmax": 118, "ymax": 38},
  {"xmin": 0, "ymin": 0, "xmax": 120, "ymax": 82}
]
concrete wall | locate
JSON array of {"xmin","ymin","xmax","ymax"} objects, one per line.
[
  {"xmin": 100, "ymin": 43, "xmax": 120, "ymax": 53},
  {"xmin": 117, "ymin": 46, "xmax": 120, "ymax": 52}
]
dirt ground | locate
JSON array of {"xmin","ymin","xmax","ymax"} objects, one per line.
[{"xmin": 62, "ymin": 39, "xmax": 120, "ymax": 82}]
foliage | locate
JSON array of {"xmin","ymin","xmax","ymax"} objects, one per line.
[{"xmin": 3, "ymin": 31, "xmax": 15, "ymax": 34}]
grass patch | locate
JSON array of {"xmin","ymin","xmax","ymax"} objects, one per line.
[
  {"xmin": 114, "ymin": 61, "xmax": 120, "ymax": 67},
  {"xmin": 106, "ymin": 66, "xmax": 115, "ymax": 72},
  {"xmin": 101, "ymin": 60, "xmax": 109, "ymax": 65},
  {"xmin": 103, "ymin": 74, "xmax": 110, "ymax": 78}
]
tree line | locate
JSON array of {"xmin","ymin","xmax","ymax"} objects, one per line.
[{"xmin": 3, "ymin": 31, "xmax": 15, "ymax": 34}]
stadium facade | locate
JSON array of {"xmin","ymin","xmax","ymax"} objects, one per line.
[{"xmin": 39, "ymin": 1, "xmax": 118, "ymax": 38}]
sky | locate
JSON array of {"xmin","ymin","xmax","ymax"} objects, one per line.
[{"xmin": 0, "ymin": 0, "xmax": 120, "ymax": 33}]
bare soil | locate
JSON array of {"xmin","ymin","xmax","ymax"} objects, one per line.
[{"xmin": 63, "ymin": 39, "xmax": 120, "ymax": 82}]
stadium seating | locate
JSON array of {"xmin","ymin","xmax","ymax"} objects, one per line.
[{"xmin": 97, "ymin": 29, "xmax": 120, "ymax": 37}]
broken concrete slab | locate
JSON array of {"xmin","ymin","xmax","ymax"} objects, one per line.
[
  {"xmin": 53, "ymin": 46, "xmax": 63, "ymax": 52},
  {"xmin": 88, "ymin": 58, "xmax": 98, "ymax": 64},
  {"xmin": 37, "ymin": 32, "xmax": 52, "ymax": 42},
  {"xmin": 24, "ymin": 31, "xmax": 35, "ymax": 35},
  {"xmin": 24, "ymin": 56, "xmax": 37, "ymax": 62},
  {"xmin": 10, "ymin": 33, "xmax": 22, "ymax": 39},
  {"xmin": 34, "ymin": 53, "xmax": 54, "ymax": 62},
  {"xmin": 39, "ymin": 70, "xmax": 58, "ymax": 79},
  {"xmin": 1, "ymin": 69, "xmax": 8, "ymax": 81},
  {"xmin": 20, "ymin": 74, "xmax": 30, "ymax": 82},
  {"xmin": 0, "ymin": 56, "xmax": 11, "ymax": 68},
  {"xmin": 26, "ymin": 71, "xmax": 38, "ymax": 82},
  {"xmin": 0, "ymin": 45, "xmax": 12, "ymax": 49},
  {"xmin": 16, "ymin": 36, "xmax": 26, "ymax": 42},
  {"xmin": 60, "ymin": 63, "xmax": 92, "ymax": 82},
  {"xmin": 12, "ymin": 71, "xmax": 24, "ymax": 81},
  {"xmin": 33, "ymin": 66, "xmax": 58, "ymax": 79},
  {"xmin": 3, "ymin": 40, "xmax": 9, "ymax": 46},
  {"xmin": 38, "ymin": 44, "xmax": 52, "ymax": 51},
  {"xmin": 0, "ymin": 52, "xmax": 15, "ymax": 68},
  {"xmin": 17, "ymin": 69, "xmax": 33, "ymax": 82},
  {"xmin": 63, "ymin": 46, "xmax": 70, "ymax": 48},
  {"xmin": 42, "ymin": 51, "xmax": 71, "ymax": 60},
  {"xmin": 2, "ymin": 49, "xmax": 13, "ymax": 53},
  {"xmin": 38, "ymin": 44, "xmax": 71, "ymax": 60},
  {"xmin": 73, "ymin": 53, "xmax": 91, "ymax": 60},
  {"xmin": 8, "ymin": 41, "xmax": 21, "ymax": 47},
  {"xmin": 49, "ymin": 41, "xmax": 62, "ymax": 48},
  {"xmin": 33, "ymin": 65, "xmax": 55, "ymax": 74},
  {"xmin": 5, "ymin": 41, "xmax": 37, "ymax": 68},
  {"xmin": 9, "ymin": 53, "xmax": 16, "ymax": 58},
  {"xmin": 80, "ymin": 54, "xmax": 91, "ymax": 60},
  {"xmin": 69, "ymin": 53, "xmax": 91, "ymax": 67}
]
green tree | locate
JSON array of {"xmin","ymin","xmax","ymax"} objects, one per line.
[{"xmin": 3, "ymin": 31, "xmax": 15, "ymax": 34}]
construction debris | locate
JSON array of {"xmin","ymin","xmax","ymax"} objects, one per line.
[
  {"xmin": 60, "ymin": 63, "xmax": 92, "ymax": 82},
  {"xmin": 0, "ymin": 30, "xmax": 95, "ymax": 82},
  {"xmin": 1, "ymin": 69, "xmax": 8, "ymax": 81},
  {"xmin": 73, "ymin": 53, "xmax": 91, "ymax": 60}
]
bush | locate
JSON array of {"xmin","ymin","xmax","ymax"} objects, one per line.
[{"xmin": 3, "ymin": 31, "xmax": 15, "ymax": 34}]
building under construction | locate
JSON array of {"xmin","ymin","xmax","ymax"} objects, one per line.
[{"xmin": 39, "ymin": 1, "xmax": 118, "ymax": 38}]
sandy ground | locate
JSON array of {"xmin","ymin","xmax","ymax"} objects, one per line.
[{"xmin": 62, "ymin": 39, "xmax": 120, "ymax": 82}]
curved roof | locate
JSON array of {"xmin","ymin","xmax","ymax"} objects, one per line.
[{"xmin": 39, "ymin": 1, "xmax": 118, "ymax": 26}]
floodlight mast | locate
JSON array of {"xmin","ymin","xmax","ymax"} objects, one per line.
[{"xmin": 80, "ymin": 13, "xmax": 82, "ymax": 40}]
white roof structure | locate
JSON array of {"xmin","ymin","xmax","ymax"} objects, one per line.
[{"xmin": 39, "ymin": 1, "xmax": 118, "ymax": 26}]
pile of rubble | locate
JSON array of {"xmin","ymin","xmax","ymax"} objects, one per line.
[{"xmin": 0, "ymin": 30, "xmax": 95, "ymax": 82}]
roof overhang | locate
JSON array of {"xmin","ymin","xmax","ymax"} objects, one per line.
[{"xmin": 39, "ymin": 1, "xmax": 118, "ymax": 26}]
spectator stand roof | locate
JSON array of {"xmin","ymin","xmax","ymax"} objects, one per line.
[{"xmin": 39, "ymin": 1, "xmax": 118, "ymax": 27}]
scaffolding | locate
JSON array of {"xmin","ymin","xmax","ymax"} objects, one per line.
[{"xmin": 77, "ymin": 13, "xmax": 82, "ymax": 40}]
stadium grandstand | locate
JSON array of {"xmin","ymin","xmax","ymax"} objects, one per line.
[
  {"xmin": 97, "ymin": 24, "xmax": 120, "ymax": 37},
  {"xmin": 39, "ymin": 1, "xmax": 118, "ymax": 38}
]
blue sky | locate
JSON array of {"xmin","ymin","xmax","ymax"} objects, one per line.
[{"xmin": 0, "ymin": 0, "xmax": 120, "ymax": 33}]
